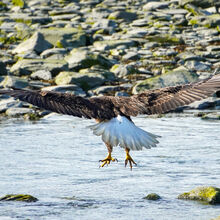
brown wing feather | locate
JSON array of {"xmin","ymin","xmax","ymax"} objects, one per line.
[
  {"xmin": 118, "ymin": 74, "xmax": 220, "ymax": 115},
  {"xmin": 0, "ymin": 89, "xmax": 117, "ymax": 120}
]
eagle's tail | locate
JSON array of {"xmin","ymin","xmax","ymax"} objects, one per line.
[{"xmin": 88, "ymin": 115, "xmax": 160, "ymax": 151}]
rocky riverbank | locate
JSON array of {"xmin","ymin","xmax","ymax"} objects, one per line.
[{"xmin": 0, "ymin": 0, "xmax": 220, "ymax": 119}]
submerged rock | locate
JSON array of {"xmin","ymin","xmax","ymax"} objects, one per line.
[
  {"xmin": 178, "ymin": 186, "xmax": 220, "ymax": 204},
  {"xmin": 143, "ymin": 193, "xmax": 161, "ymax": 201},
  {"xmin": 0, "ymin": 194, "xmax": 38, "ymax": 202}
]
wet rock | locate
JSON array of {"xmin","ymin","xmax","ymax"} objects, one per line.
[
  {"xmin": 178, "ymin": 186, "xmax": 220, "ymax": 204},
  {"xmin": 190, "ymin": 97, "xmax": 220, "ymax": 110},
  {"xmin": 0, "ymin": 76, "xmax": 29, "ymax": 89},
  {"xmin": 201, "ymin": 113, "xmax": 220, "ymax": 120},
  {"xmin": 30, "ymin": 70, "xmax": 52, "ymax": 81},
  {"xmin": 133, "ymin": 66, "xmax": 198, "ymax": 93},
  {"xmin": 0, "ymin": 194, "xmax": 38, "ymax": 202},
  {"xmin": 12, "ymin": 32, "xmax": 53, "ymax": 55},
  {"xmin": 65, "ymin": 48, "xmax": 113, "ymax": 70},
  {"xmin": 6, "ymin": 107, "xmax": 35, "ymax": 117},
  {"xmin": 0, "ymin": 98, "xmax": 22, "ymax": 113},
  {"xmin": 10, "ymin": 59, "xmax": 68, "ymax": 76},
  {"xmin": 143, "ymin": 193, "xmax": 161, "ymax": 201}
]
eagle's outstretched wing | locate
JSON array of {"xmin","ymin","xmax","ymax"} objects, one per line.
[
  {"xmin": 0, "ymin": 74, "xmax": 220, "ymax": 119},
  {"xmin": 113, "ymin": 73, "xmax": 220, "ymax": 116},
  {"xmin": 0, "ymin": 89, "xmax": 119, "ymax": 120}
]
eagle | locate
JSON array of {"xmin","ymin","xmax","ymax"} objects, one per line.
[{"xmin": 0, "ymin": 74, "xmax": 220, "ymax": 169}]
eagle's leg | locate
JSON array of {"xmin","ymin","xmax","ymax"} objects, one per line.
[
  {"xmin": 125, "ymin": 148, "xmax": 137, "ymax": 170},
  {"xmin": 99, "ymin": 143, "xmax": 117, "ymax": 167}
]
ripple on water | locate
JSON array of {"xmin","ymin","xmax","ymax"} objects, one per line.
[{"xmin": 0, "ymin": 115, "xmax": 219, "ymax": 220}]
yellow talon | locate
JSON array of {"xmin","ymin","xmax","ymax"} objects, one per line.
[
  {"xmin": 99, "ymin": 153, "xmax": 117, "ymax": 168},
  {"xmin": 125, "ymin": 148, "xmax": 137, "ymax": 170}
]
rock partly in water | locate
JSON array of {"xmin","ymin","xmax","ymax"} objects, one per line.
[
  {"xmin": 0, "ymin": 194, "xmax": 38, "ymax": 202},
  {"xmin": 143, "ymin": 193, "xmax": 161, "ymax": 201},
  {"xmin": 201, "ymin": 113, "xmax": 220, "ymax": 120},
  {"xmin": 0, "ymin": 98, "xmax": 22, "ymax": 113},
  {"xmin": 6, "ymin": 107, "xmax": 35, "ymax": 117},
  {"xmin": 178, "ymin": 186, "xmax": 220, "ymax": 204}
]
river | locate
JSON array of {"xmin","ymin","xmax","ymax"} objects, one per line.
[{"xmin": 0, "ymin": 114, "xmax": 219, "ymax": 220}]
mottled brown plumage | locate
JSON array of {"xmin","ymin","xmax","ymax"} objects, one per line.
[{"xmin": 0, "ymin": 74, "xmax": 220, "ymax": 120}]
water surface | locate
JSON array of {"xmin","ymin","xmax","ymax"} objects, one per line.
[{"xmin": 0, "ymin": 114, "xmax": 220, "ymax": 220}]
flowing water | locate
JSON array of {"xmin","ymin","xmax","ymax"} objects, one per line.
[{"xmin": 0, "ymin": 114, "xmax": 220, "ymax": 220}]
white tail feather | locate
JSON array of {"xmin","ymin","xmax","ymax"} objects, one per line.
[{"xmin": 88, "ymin": 115, "xmax": 160, "ymax": 151}]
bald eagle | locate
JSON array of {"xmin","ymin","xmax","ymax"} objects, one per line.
[{"xmin": 0, "ymin": 74, "xmax": 220, "ymax": 169}]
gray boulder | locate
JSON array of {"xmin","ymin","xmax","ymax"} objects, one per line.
[
  {"xmin": 0, "ymin": 76, "xmax": 29, "ymax": 89},
  {"xmin": 30, "ymin": 70, "xmax": 52, "ymax": 81},
  {"xmin": 10, "ymin": 59, "xmax": 68, "ymax": 76},
  {"xmin": 12, "ymin": 32, "xmax": 53, "ymax": 55},
  {"xmin": 42, "ymin": 85, "xmax": 86, "ymax": 97},
  {"xmin": 55, "ymin": 71, "xmax": 107, "ymax": 90},
  {"xmin": 39, "ymin": 27, "xmax": 89, "ymax": 48},
  {"xmin": 65, "ymin": 48, "xmax": 113, "ymax": 70},
  {"xmin": 132, "ymin": 66, "xmax": 198, "ymax": 94}
]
